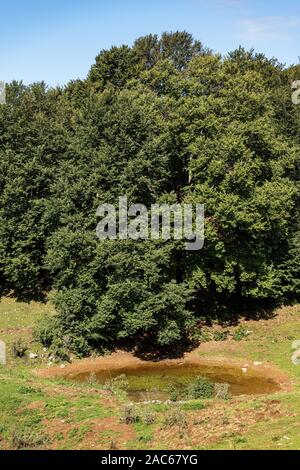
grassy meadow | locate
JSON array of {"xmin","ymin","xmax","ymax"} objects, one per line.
[{"xmin": 1, "ymin": 298, "xmax": 300, "ymax": 450}]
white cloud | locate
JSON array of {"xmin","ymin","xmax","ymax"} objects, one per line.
[{"xmin": 239, "ymin": 16, "xmax": 300, "ymax": 42}]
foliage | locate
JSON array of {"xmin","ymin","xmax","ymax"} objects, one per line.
[
  {"xmin": 11, "ymin": 339, "xmax": 28, "ymax": 358},
  {"xmin": 104, "ymin": 374, "xmax": 129, "ymax": 392},
  {"xmin": 214, "ymin": 383, "xmax": 231, "ymax": 400},
  {"xmin": 213, "ymin": 330, "xmax": 229, "ymax": 342},
  {"xmin": 168, "ymin": 384, "xmax": 180, "ymax": 402},
  {"xmin": 162, "ymin": 408, "xmax": 187, "ymax": 428},
  {"xmin": 0, "ymin": 32, "xmax": 299, "ymax": 356},
  {"xmin": 11, "ymin": 428, "xmax": 50, "ymax": 449},
  {"xmin": 186, "ymin": 377, "xmax": 214, "ymax": 399},
  {"xmin": 181, "ymin": 400, "xmax": 206, "ymax": 411},
  {"xmin": 142, "ymin": 411, "xmax": 156, "ymax": 425},
  {"xmin": 233, "ymin": 325, "xmax": 250, "ymax": 342},
  {"xmin": 121, "ymin": 405, "xmax": 140, "ymax": 424}
]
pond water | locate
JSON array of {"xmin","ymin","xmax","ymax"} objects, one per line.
[{"xmin": 64, "ymin": 362, "xmax": 280, "ymax": 402}]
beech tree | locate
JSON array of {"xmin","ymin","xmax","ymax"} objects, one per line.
[{"xmin": 0, "ymin": 33, "xmax": 299, "ymax": 357}]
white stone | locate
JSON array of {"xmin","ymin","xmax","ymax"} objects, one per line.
[
  {"xmin": 291, "ymin": 349, "xmax": 300, "ymax": 365},
  {"xmin": 0, "ymin": 82, "xmax": 6, "ymax": 105},
  {"xmin": 242, "ymin": 367, "xmax": 248, "ymax": 373},
  {"xmin": 0, "ymin": 340, "xmax": 6, "ymax": 365},
  {"xmin": 60, "ymin": 364, "xmax": 66, "ymax": 369},
  {"xmin": 292, "ymin": 340, "xmax": 300, "ymax": 351},
  {"xmin": 253, "ymin": 361, "xmax": 263, "ymax": 366},
  {"xmin": 29, "ymin": 352, "xmax": 38, "ymax": 359}
]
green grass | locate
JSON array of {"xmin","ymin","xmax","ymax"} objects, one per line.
[
  {"xmin": 1, "ymin": 298, "xmax": 300, "ymax": 450},
  {"xmin": 0, "ymin": 297, "xmax": 56, "ymax": 366},
  {"xmin": 181, "ymin": 400, "xmax": 206, "ymax": 411},
  {"xmin": 127, "ymin": 421, "xmax": 156, "ymax": 450},
  {"xmin": 0, "ymin": 297, "xmax": 55, "ymax": 329},
  {"xmin": 0, "ymin": 365, "xmax": 117, "ymax": 449}
]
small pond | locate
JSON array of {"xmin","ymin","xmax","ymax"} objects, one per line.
[{"xmin": 64, "ymin": 362, "xmax": 280, "ymax": 402}]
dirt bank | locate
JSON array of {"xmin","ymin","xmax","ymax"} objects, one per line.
[{"xmin": 36, "ymin": 348, "xmax": 291, "ymax": 393}]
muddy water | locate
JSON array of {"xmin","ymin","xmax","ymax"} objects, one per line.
[{"xmin": 64, "ymin": 362, "xmax": 280, "ymax": 402}]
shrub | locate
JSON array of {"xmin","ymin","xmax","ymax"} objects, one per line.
[
  {"xmin": 34, "ymin": 316, "xmax": 56, "ymax": 347},
  {"xmin": 167, "ymin": 384, "xmax": 180, "ymax": 402},
  {"xmin": 121, "ymin": 405, "xmax": 140, "ymax": 424},
  {"xmin": 12, "ymin": 339, "xmax": 28, "ymax": 358},
  {"xmin": 186, "ymin": 376, "xmax": 214, "ymax": 399},
  {"xmin": 213, "ymin": 330, "xmax": 229, "ymax": 342},
  {"xmin": 163, "ymin": 408, "xmax": 187, "ymax": 428},
  {"xmin": 11, "ymin": 429, "xmax": 50, "ymax": 449},
  {"xmin": 143, "ymin": 411, "xmax": 156, "ymax": 425},
  {"xmin": 233, "ymin": 325, "xmax": 249, "ymax": 342},
  {"xmin": 190, "ymin": 328, "xmax": 212, "ymax": 344},
  {"xmin": 104, "ymin": 374, "xmax": 129, "ymax": 392},
  {"xmin": 110, "ymin": 440, "xmax": 118, "ymax": 450},
  {"xmin": 87, "ymin": 372, "xmax": 98, "ymax": 385},
  {"xmin": 214, "ymin": 383, "xmax": 231, "ymax": 400},
  {"xmin": 17, "ymin": 386, "xmax": 42, "ymax": 395}
]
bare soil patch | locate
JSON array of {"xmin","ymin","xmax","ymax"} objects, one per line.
[{"xmin": 36, "ymin": 348, "xmax": 291, "ymax": 394}]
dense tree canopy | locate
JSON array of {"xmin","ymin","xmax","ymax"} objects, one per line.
[{"xmin": 0, "ymin": 32, "xmax": 299, "ymax": 358}]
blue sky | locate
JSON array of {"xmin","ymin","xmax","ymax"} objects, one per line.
[{"xmin": 1, "ymin": 0, "xmax": 300, "ymax": 86}]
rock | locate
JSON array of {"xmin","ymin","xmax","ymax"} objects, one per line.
[
  {"xmin": 242, "ymin": 367, "xmax": 248, "ymax": 373},
  {"xmin": 0, "ymin": 340, "xmax": 6, "ymax": 365},
  {"xmin": 291, "ymin": 340, "xmax": 300, "ymax": 351},
  {"xmin": 291, "ymin": 349, "xmax": 300, "ymax": 365},
  {"xmin": 253, "ymin": 361, "xmax": 263, "ymax": 366},
  {"xmin": 29, "ymin": 352, "xmax": 38, "ymax": 359},
  {"xmin": 60, "ymin": 364, "xmax": 66, "ymax": 369},
  {"xmin": 43, "ymin": 347, "xmax": 47, "ymax": 352}
]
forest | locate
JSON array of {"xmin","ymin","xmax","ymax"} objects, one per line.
[{"xmin": 0, "ymin": 31, "xmax": 299, "ymax": 360}]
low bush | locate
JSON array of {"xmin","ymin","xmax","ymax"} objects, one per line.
[
  {"xmin": 87, "ymin": 372, "xmax": 98, "ymax": 385},
  {"xmin": 214, "ymin": 383, "xmax": 231, "ymax": 400},
  {"xmin": 190, "ymin": 328, "xmax": 212, "ymax": 344},
  {"xmin": 104, "ymin": 374, "xmax": 129, "ymax": 393},
  {"xmin": 12, "ymin": 339, "xmax": 28, "ymax": 358},
  {"xmin": 163, "ymin": 408, "xmax": 187, "ymax": 428},
  {"xmin": 121, "ymin": 405, "xmax": 140, "ymax": 424},
  {"xmin": 186, "ymin": 376, "xmax": 214, "ymax": 399},
  {"xmin": 142, "ymin": 411, "xmax": 156, "ymax": 425},
  {"xmin": 167, "ymin": 384, "xmax": 180, "ymax": 402},
  {"xmin": 213, "ymin": 330, "xmax": 229, "ymax": 342},
  {"xmin": 11, "ymin": 429, "xmax": 50, "ymax": 449},
  {"xmin": 233, "ymin": 326, "xmax": 249, "ymax": 341}
]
